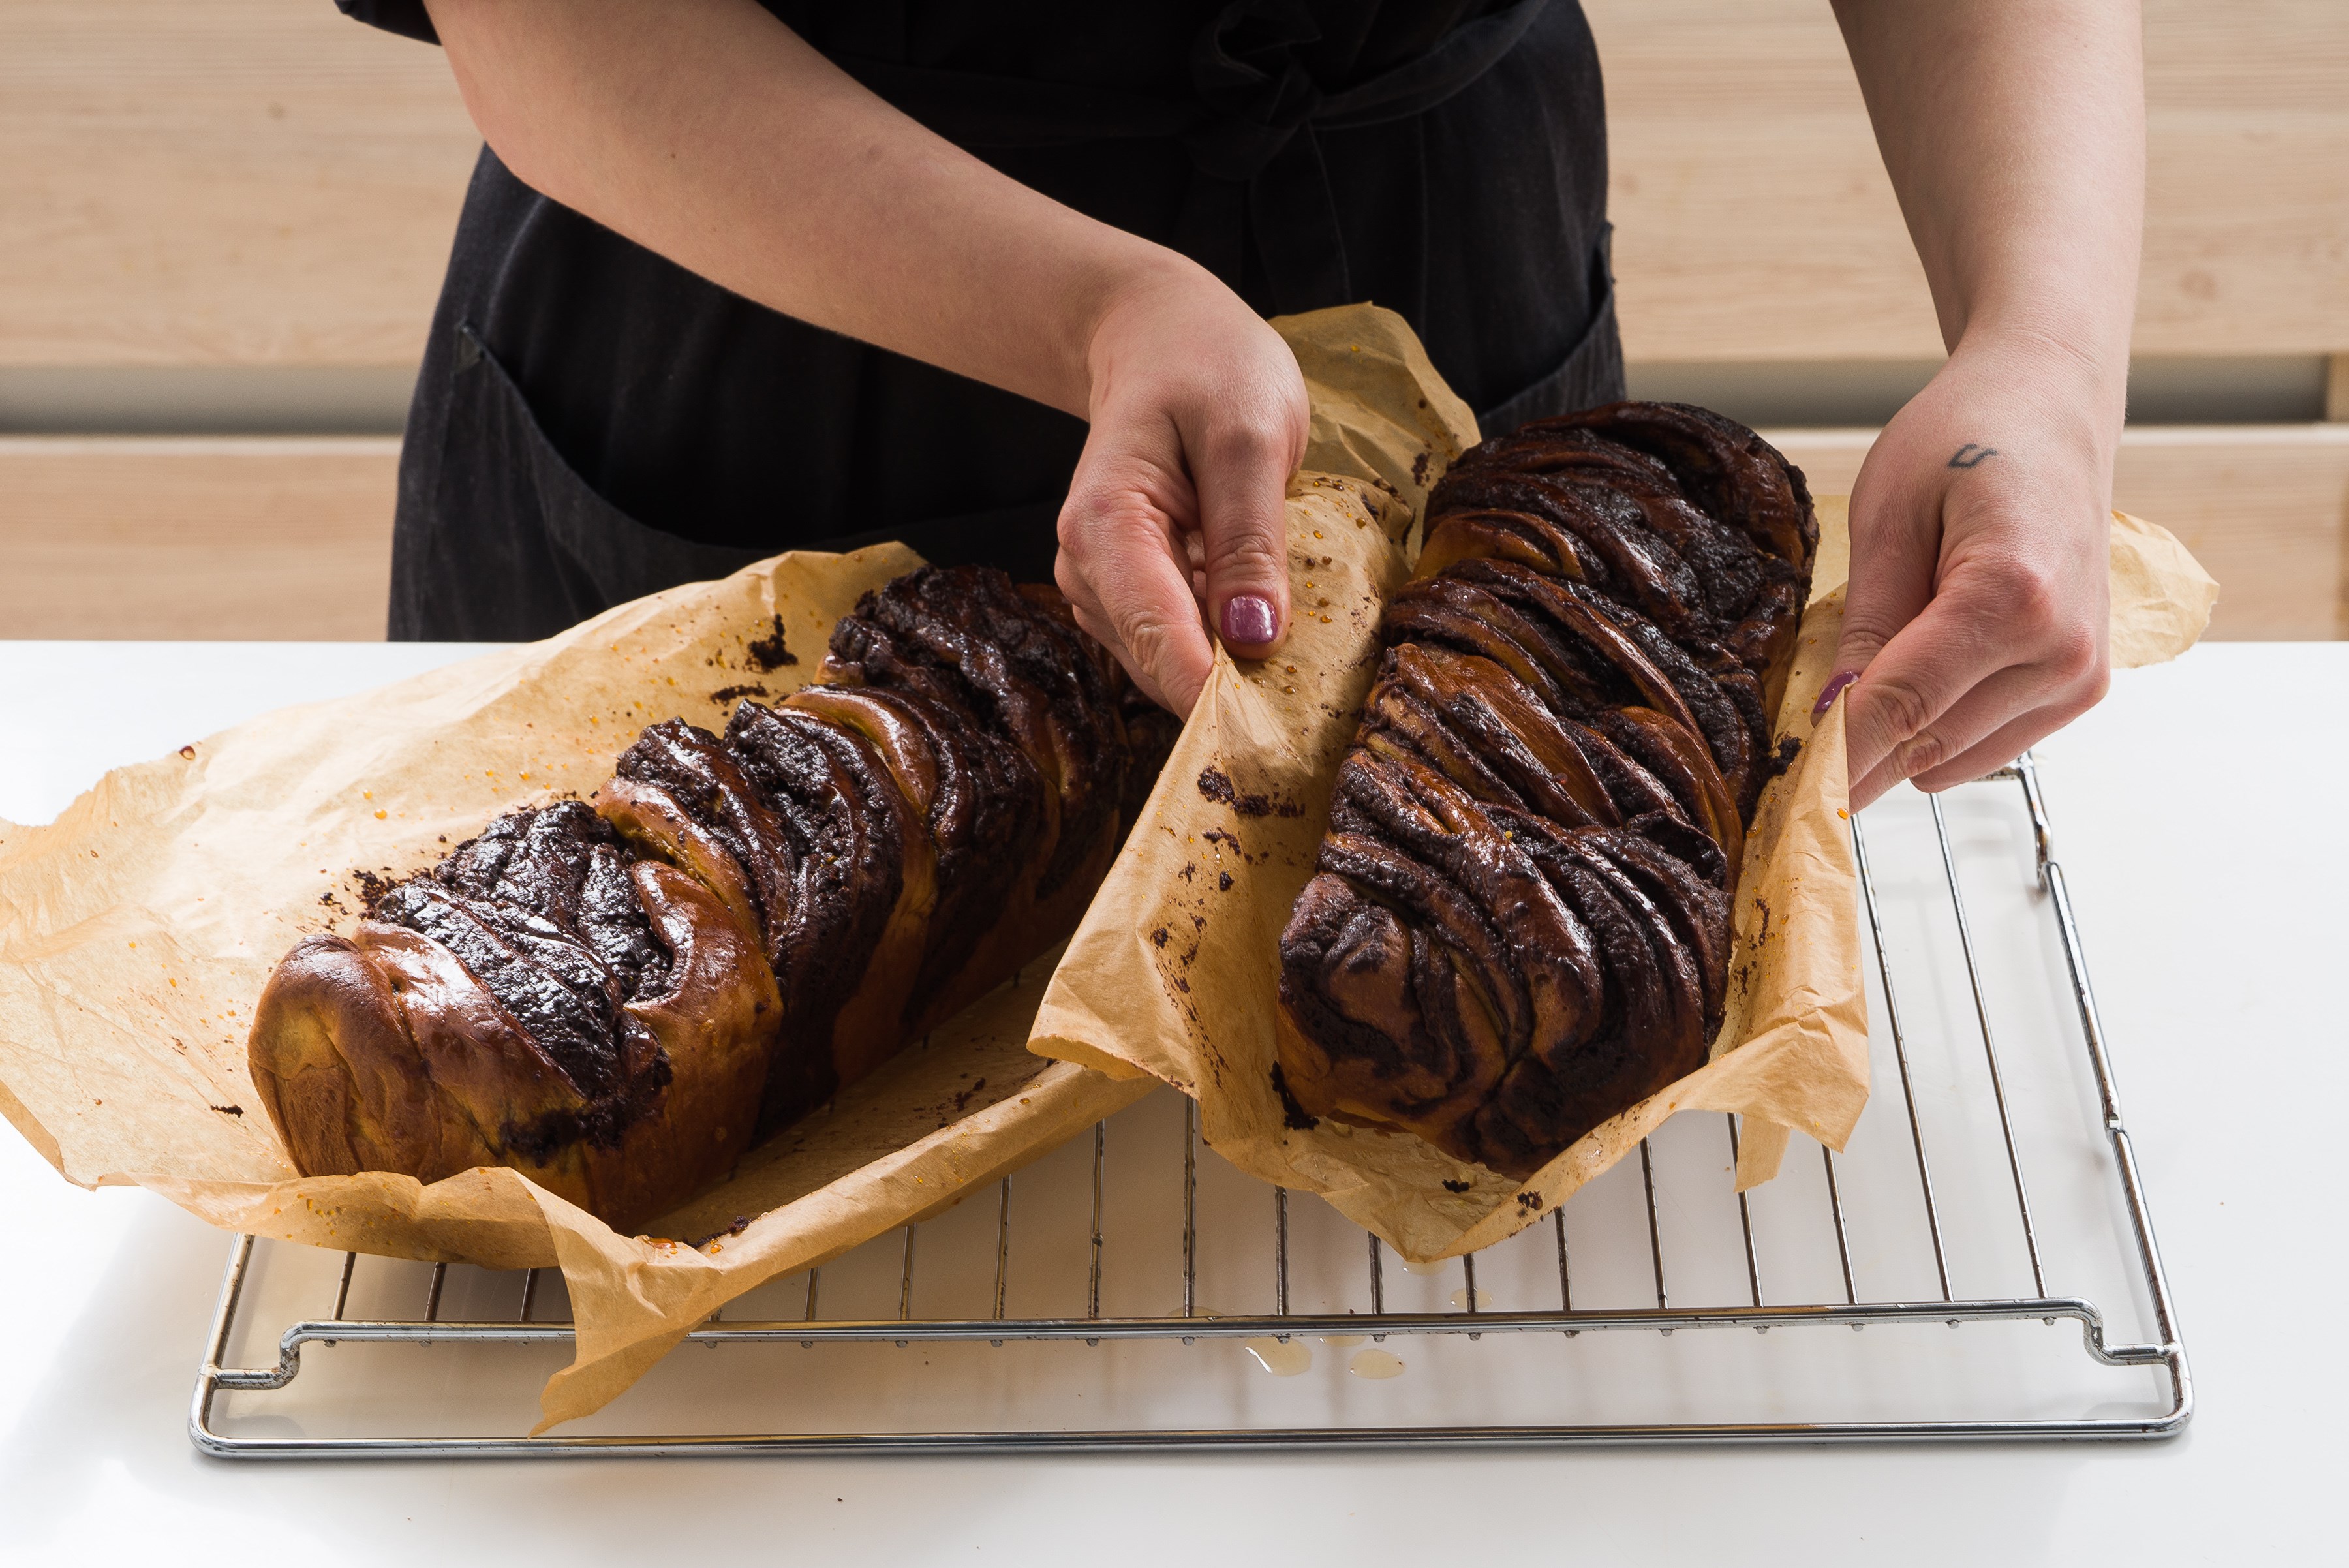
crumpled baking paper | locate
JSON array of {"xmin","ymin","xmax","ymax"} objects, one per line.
[
  {"xmin": 0, "ymin": 533, "xmax": 1152, "ymax": 1432},
  {"xmin": 1030, "ymin": 305, "xmax": 2217, "ymax": 1263},
  {"xmin": 0, "ymin": 303, "xmax": 2215, "ymax": 1428}
]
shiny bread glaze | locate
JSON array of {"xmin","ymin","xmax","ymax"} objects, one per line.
[{"xmin": 1276, "ymin": 402, "xmax": 1816, "ymax": 1180}]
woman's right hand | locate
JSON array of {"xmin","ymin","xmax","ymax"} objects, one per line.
[
  {"xmin": 425, "ymin": 0, "xmax": 1306, "ymax": 713},
  {"xmin": 1054, "ymin": 258, "xmax": 1310, "ymax": 715}
]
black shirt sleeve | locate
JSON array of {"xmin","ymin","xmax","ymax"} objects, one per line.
[{"xmin": 336, "ymin": 0, "xmax": 440, "ymax": 46}]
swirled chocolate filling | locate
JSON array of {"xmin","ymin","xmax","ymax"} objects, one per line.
[
  {"xmin": 1277, "ymin": 401, "xmax": 1817, "ymax": 1178},
  {"xmin": 369, "ymin": 802, "xmax": 673, "ymax": 1148}
]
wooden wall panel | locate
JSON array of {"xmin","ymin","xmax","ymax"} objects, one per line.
[
  {"xmin": 5, "ymin": 430, "xmax": 2337, "ymax": 643},
  {"xmin": 3, "ymin": 7, "xmax": 2341, "ymax": 645},
  {"xmin": 0, "ymin": 2, "xmax": 473, "ymax": 367},
  {"xmin": 0, "ymin": 438, "xmax": 397, "ymax": 639},
  {"xmin": 1590, "ymin": 0, "xmax": 2349, "ymax": 361},
  {"xmin": 1769, "ymin": 426, "xmax": 2349, "ymax": 641},
  {"xmin": 2, "ymin": 3, "xmax": 2341, "ymax": 370}
]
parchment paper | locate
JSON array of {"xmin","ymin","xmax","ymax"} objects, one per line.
[
  {"xmin": 1030, "ymin": 305, "xmax": 2220, "ymax": 1264},
  {"xmin": 0, "ymin": 303, "xmax": 2218, "ymax": 1426},
  {"xmin": 0, "ymin": 539, "xmax": 1150, "ymax": 1431}
]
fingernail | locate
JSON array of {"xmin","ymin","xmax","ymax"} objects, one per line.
[
  {"xmin": 1220, "ymin": 594, "xmax": 1278, "ymax": 647},
  {"xmin": 1812, "ymin": 669, "xmax": 1858, "ymax": 720}
]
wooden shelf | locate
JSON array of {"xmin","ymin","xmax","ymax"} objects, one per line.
[
  {"xmin": 1, "ymin": 1, "xmax": 2341, "ymax": 641},
  {"xmin": 0, "ymin": 437, "xmax": 396, "ymax": 640},
  {"xmin": 1773, "ymin": 425, "xmax": 2349, "ymax": 641}
]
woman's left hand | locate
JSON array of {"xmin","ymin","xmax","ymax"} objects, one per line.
[{"xmin": 1828, "ymin": 335, "xmax": 2119, "ymax": 810}]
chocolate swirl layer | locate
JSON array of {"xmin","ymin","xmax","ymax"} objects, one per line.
[
  {"xmin": 249, "ymin": 565, "xmax": 1171, "ymax": 1229},
  {"xmin": 1276, "ymin": 402, "xmax": 1816, "ymax": 1179}
]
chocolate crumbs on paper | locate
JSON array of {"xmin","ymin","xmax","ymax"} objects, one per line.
[{"xmin": 745, "ymin": 614, "xmax": 799, "ymax": 672}]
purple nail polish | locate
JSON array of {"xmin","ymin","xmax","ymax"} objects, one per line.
[
  {"xmin": 1812, "ymin": 669, "xmax": 1858, "ymax": 720},
  {"xmin": 1220, "ymin": 594, "xmax": 1278, "ymax": 647}
]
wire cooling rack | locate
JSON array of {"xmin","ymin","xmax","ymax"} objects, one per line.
[{"xmin": 189, "ymin": 754, "xmax": 2188, "ymax": 1456}]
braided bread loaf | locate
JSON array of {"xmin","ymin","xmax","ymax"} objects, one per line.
[
  {"xmin": 249, "ymin": 566, "xmax": 1173, "ymax": 1229},
  {"xmin": 1274, "ymin": 403, "xmax": 1818, "ymax": 1179}
]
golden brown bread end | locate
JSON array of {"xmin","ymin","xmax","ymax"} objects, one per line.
[{"xmin": 249, "ymin": 861, "xmax": 778, "ymax": 1231}]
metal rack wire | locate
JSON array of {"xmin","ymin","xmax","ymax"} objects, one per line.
[{"xmin": 189, "ymin": 754, "xmax": 2190, "ymax": 1456}]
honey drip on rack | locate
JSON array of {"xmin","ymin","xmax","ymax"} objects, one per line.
[{"xmin": 1245, "ymin": 1338, "xmax": 1312, "ymax": 1376}]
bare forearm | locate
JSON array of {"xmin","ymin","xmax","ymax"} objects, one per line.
[
  {"xmin": 422, "ymin": 0, "xmax": 1183, "ymax": 416},
  {"xmin": 1834, "ymin": 0, "xmax": 2144, "ymax": 425},
  {"xmin": 1826, "ymin": 1, "xmax": 2143, "ymax": 807},
  {"xmin": 420, "ymin": 0, "xmax": 1308, "ymax": 715}
]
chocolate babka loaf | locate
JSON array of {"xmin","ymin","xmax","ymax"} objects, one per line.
[
  {"xmin": 249, "ymin": 566, "xmax": 1170, "ymax": 1229},
  {"xmin": 1274, "ymin": 403, "xmax": 1817, "ymax": 1179}
]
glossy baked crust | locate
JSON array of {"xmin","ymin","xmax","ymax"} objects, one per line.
[
  {"xmin": 1275, "ymin": 403, "xmax": 1817, "ymax": 1179},
  {"xmin": 247, "ymin": 850, "xmax": 775, "ymax": 1227},
  {"xmin": 248, "ymin": 567, "xmax": 1169, "ymax": 1230}
]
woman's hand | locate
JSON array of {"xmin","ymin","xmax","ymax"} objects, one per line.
[
  {"xmin": 422, "ymin": 0, "xmax": 1310, "ymax": 715},
  {"xmin": 1829, "ymin": 336, "xmax": 2117, "ymax": 809},
  {"xmin": 1824, "ymin": 0, "xmax": 2142, "ymax": 808},
  {"xmin": 1055, "ymin": 260, "xmax": 1310, "ymax": 714}
]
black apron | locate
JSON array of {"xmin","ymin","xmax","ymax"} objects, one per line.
[{"xmin": 352, "ymin": 0, "xmax": 1622, "ymax": 641}]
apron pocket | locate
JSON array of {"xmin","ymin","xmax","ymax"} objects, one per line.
[
  {"xmin": 414, "ymin": 324, "xmax": 773, "ymax": 641},
  {"xmin": 1471, "ymin": 226, "xmax": 1627, "ymax": 437}
]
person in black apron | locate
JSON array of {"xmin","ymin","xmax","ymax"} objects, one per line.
[
  {"xmin": 340, "ymin": 0, "xmax": 2144, "ymax": 807},
  {"xmin": 343, "ymin": 2, "xmax": 1613, "ymax": 683}
]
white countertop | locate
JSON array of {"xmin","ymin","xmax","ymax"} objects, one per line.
[{"xmin": 1, "ymin": 639, "xmax": 2343, "ymax": 1565}]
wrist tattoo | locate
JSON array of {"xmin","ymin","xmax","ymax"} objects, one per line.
[{"xmin": 1948, "ymin": 443, "xmax": 1999, "ymax": 469}]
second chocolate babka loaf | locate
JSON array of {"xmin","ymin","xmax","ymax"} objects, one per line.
[
  {"xmin": 1274, "ymin": 403, "xmax": 1818, "ymax": 1180},
  {"xmin": 248, "ymin": 566, "xmax": 1172, "ymax": 1229}
]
